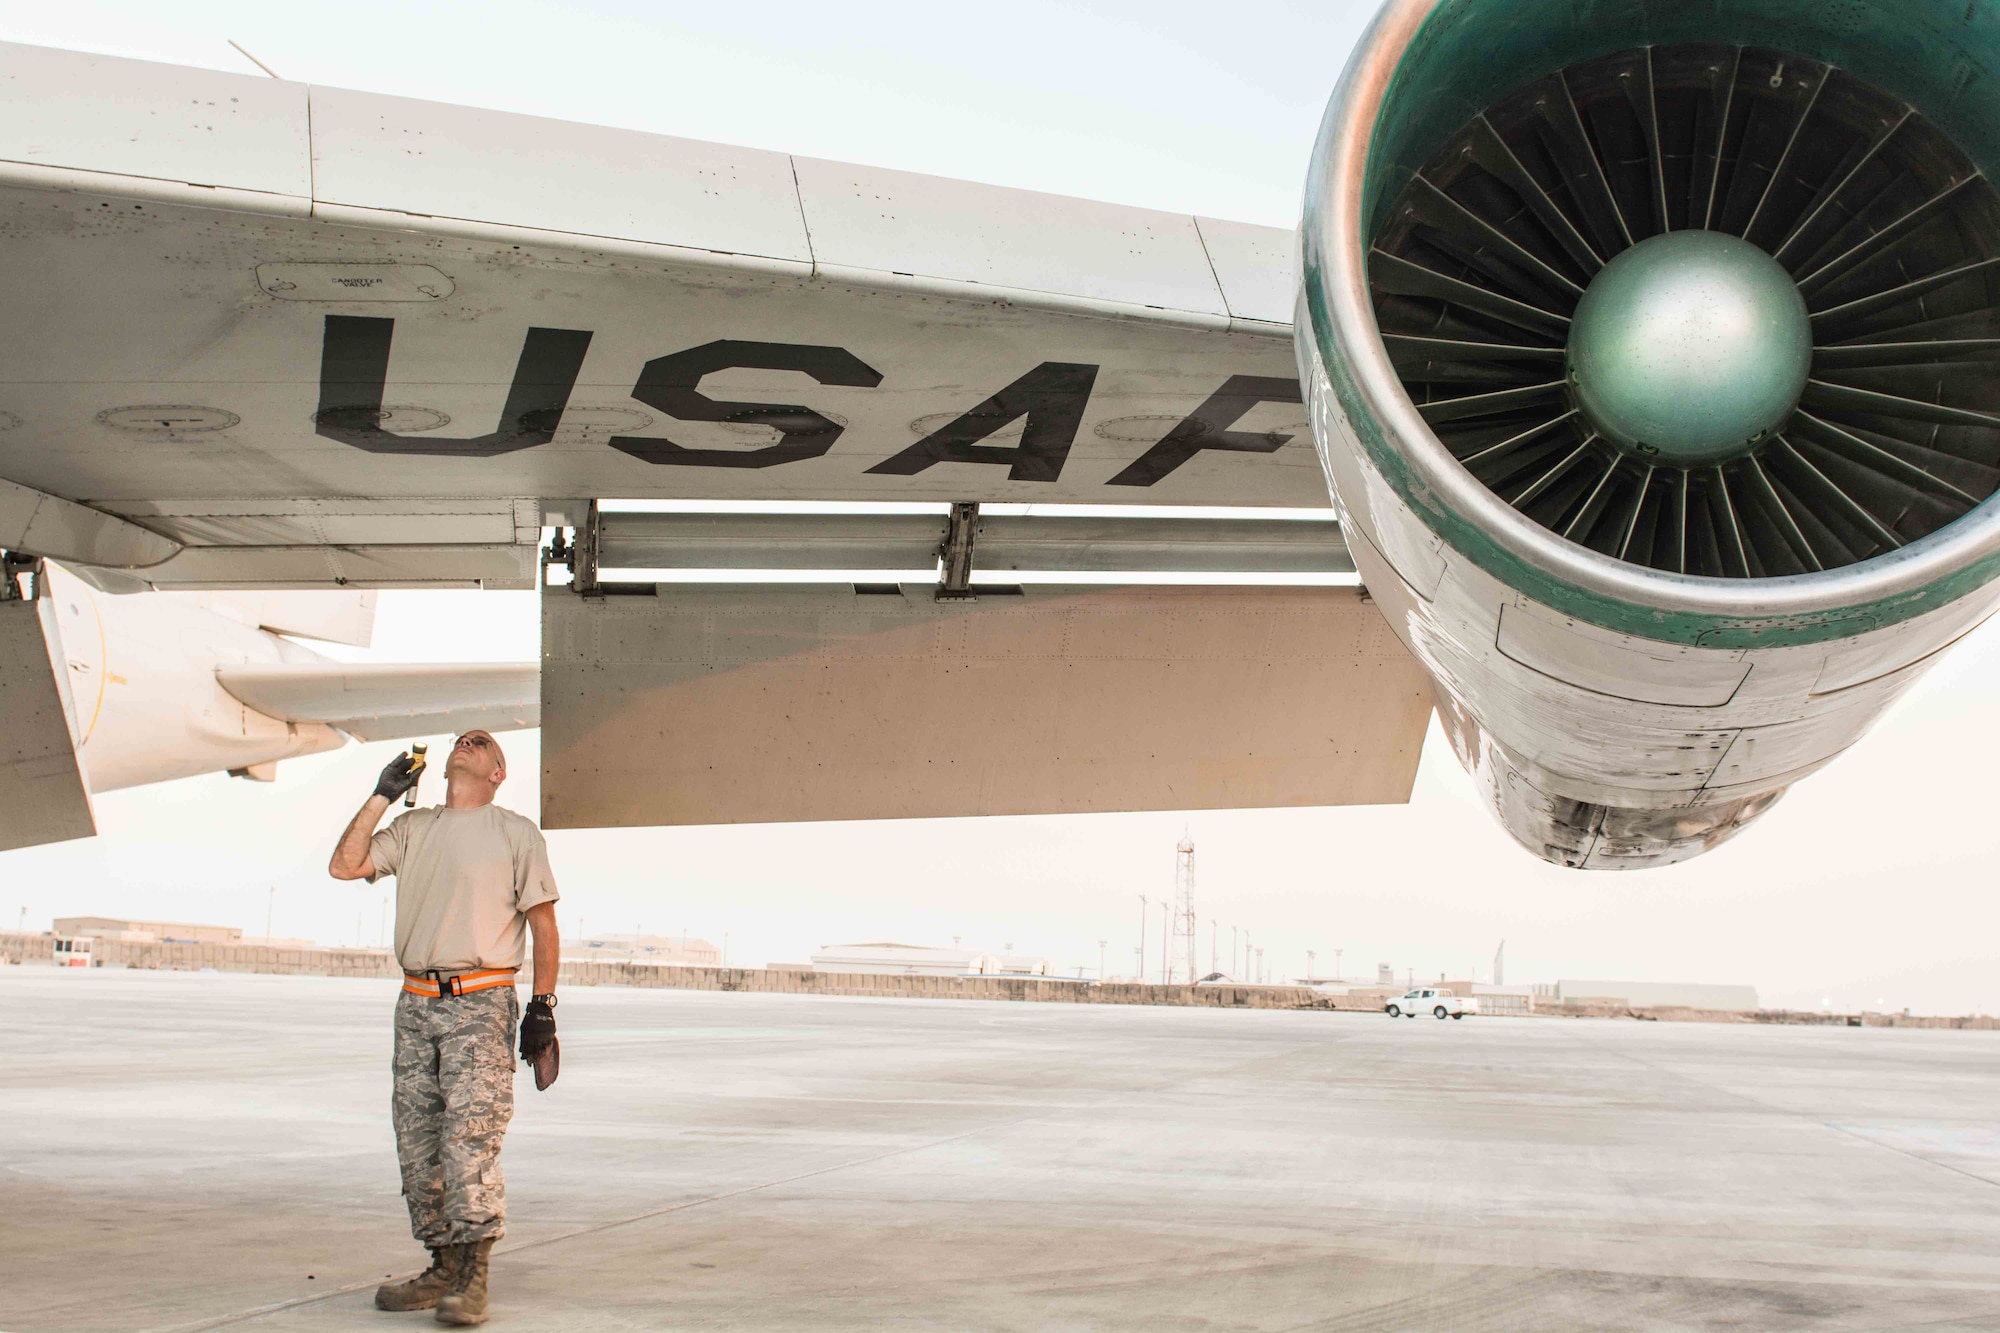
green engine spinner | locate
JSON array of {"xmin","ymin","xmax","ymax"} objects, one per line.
[{"xmin": 1565, "ymin": 231, "xmax": 1811, "ymax": 467}]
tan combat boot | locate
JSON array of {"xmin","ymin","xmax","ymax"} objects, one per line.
[
  {"xmin": 433, "ymin": 1238, "xmax": 494, "ymax": 1326},
  {"xmin": 374, "ymin": 1247, "xmax": 459, "ymax": 1311}
]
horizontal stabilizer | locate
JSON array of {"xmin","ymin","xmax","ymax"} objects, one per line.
[{"xmin": 216, "ymin": 662, "xmax": 537, "ymax": 741}]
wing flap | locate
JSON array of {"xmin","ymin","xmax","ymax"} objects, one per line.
[
  {"xmin": 542, "ymin": 583, "xmax": 1430, "ymax": 828},
  {"xmin": 216, "ymin": 662, "xmax": 538, "ymax": 742}
]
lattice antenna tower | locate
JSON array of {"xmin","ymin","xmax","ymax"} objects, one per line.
[{"xmin": 1172, "ymin": 833, "xmax": 1198, "ymax": 984}]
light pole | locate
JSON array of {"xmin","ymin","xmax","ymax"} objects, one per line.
[
  {"xmin": 1307, "ymin": 949, "xmax": 1317, "ymax": 981},
  {"xmin": 1333, "ymin": 948, "xmax": 1343, "ymax": 982},
  {"xmin": 1097, "ymin": 939, "xmax": 1107, "ymax": 980},
  {"xmin": 1256, "ymin": 946, "xmax": 1265, "ymax": 984},
  {"xmin": 1138, "ymin": 896, "xmax": 1147, "ymax": 983}
]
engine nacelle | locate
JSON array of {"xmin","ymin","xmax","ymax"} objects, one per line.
[{"xmin": 1303, "ymin": 0, "xmax": 2000, "ymax": 867}]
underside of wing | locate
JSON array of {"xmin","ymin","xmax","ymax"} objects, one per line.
[
  {"xmin": 0, "ymin": 41, "xmax": 1313, "ymax": 592},
  {"xmin": 216, "ymin": 662, "xmax": 538, "ymax": 742}
]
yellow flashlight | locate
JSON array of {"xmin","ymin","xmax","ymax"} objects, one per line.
[{"xmin": 405, "ymin": 743, "xmax": 428, "ymax": 807}]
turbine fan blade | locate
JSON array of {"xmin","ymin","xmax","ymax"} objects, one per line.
[{"xmin": 1371, "ymin": 42, "xmax": 2000, "ymax": 579}]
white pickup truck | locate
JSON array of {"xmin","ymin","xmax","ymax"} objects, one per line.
[{"xmin": 1385, "ymin": 988, "xmax": 1478, "ymax": 1020}]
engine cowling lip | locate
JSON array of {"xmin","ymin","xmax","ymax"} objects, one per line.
[{"xmin": 1304, "ymin": 0, "xmax": 2000, "ymax": 648}]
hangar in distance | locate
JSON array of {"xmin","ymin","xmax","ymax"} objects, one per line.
[{"xmin": 4, "ymin": 0, "xmax": 2000, "ymax": 869}]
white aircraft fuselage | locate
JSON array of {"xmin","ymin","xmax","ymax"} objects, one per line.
[{"xmin": 42, "ymin": 566, "xmax": 345, "ymax": 792}]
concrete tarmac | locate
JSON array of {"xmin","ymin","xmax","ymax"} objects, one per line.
[{"xmin": 5, "ymin": 969, "xmax": 2000, "ymax": 1332}]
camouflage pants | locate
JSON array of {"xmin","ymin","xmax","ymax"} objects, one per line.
[{"xmin": 391, "ymin": 987, "xmax": 517, "ymax": 1246}]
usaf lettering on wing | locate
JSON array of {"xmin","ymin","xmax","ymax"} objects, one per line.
[{"xmin": 311, "ymin": 317, "xmax": 1301, "ymax": 485}]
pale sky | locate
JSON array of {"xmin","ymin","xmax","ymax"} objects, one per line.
[{"xmin": 5, "ymin": 2, "xmax": 1998, "ymax": 1015}]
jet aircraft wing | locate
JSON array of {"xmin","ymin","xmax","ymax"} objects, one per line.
[
  {"xmin": 0, "ymin": 42, "xmax": 1435, "ymax": 840},
  {"xmin": 0, "ymin": 41, "xmax": 1313, "ymax": 592}
]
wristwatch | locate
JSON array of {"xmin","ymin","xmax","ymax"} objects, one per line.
[{"xmin": 531, "ymin": 993, "xmax": 557, "ymax": 1007}]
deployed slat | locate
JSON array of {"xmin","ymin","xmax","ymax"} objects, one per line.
[{"xmin": 541, "ymin": 584, "xmax": 1430, "ymax": 828}]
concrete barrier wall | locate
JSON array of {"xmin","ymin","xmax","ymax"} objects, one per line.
[
  {"xmin": 555, "ymin": 958, "xmax": 1322, "ymax": 1009},
  {"xmin": 1744, "ymin": 1008, "xmax": 1998, "ymax": 1031},
  {"xmin": 1544, "ymin": 999, "xmax": 1999, "ymax": 1030},
  {"xmin": 0, "ymin": 931, "xmax": 398, "ymax": 978},
  {"xmin": 1, "ymin": 932, "xmax": 54, "ymax": 964},
  {"xmin": 5, "ymin": 933, "xmax": 1992, "ymax": 1028},
  {"xmin": 0, "ymin": 933, "xmax": 1318, "ymax": 1009}
]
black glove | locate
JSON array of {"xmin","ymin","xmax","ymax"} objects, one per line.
[
  {"xmin": 374, "ymin": 752, "xmax": 421, "ymax": 802},
  {"xmin": 520, "ymin": 997, "xmax": 559, "ymax": 1091}
]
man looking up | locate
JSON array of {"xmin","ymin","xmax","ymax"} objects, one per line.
[{"xmin": 329, "ymin": 729, "xmax": 560, "ymax": 1327}]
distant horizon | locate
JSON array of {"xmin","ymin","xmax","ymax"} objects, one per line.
[{"xmin": 24, "ymin": 911, "xmax": 1992, "ymax": 1021}]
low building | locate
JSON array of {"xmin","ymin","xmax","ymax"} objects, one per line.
[
  {"xmin": 238, "ymin": 936, "xmax": 324, "ymax": 951},
  {"xmin": 808, "ymin": 943, "xmax": 1055, "ymax": 977},
  {"xmin": 1556, "ymin": 979, "xmax": 1759, "ymax": 1012},
  {"xmin": 572, "ymin": 933, "xmax": 721, "ymax": 966},
  {"xmin": 989, "ymin": 953, "xmax": 1054, "ymax": 977},
  {"xmin": 53, "ymin": 916, "xmax": 242, "ymax": 946},
  {"xmin": 1471, "ymin": 984, "xmax": 1537, "ymax": 1015},
  {"xmin": 811, "ymin": 943, "xmax": 991, "ymax": 976}
]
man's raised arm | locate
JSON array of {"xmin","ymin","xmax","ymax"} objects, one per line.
[{"xmin": 329, "ymin": 754, "xmax": 420, "ymax": 880}]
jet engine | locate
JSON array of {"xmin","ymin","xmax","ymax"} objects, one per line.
[{"xmin": 1302, "ymin": 0, "xmax": 2000, "ymax": 867}]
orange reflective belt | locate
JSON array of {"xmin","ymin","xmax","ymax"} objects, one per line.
[{"xmin": 402, "ymin": 967, "xmax": 517, "ymax": 998}]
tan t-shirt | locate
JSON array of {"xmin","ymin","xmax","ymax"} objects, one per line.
[{"xmin": 369, "ymin": 803, "xmax": 560, "ymax": 973}]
